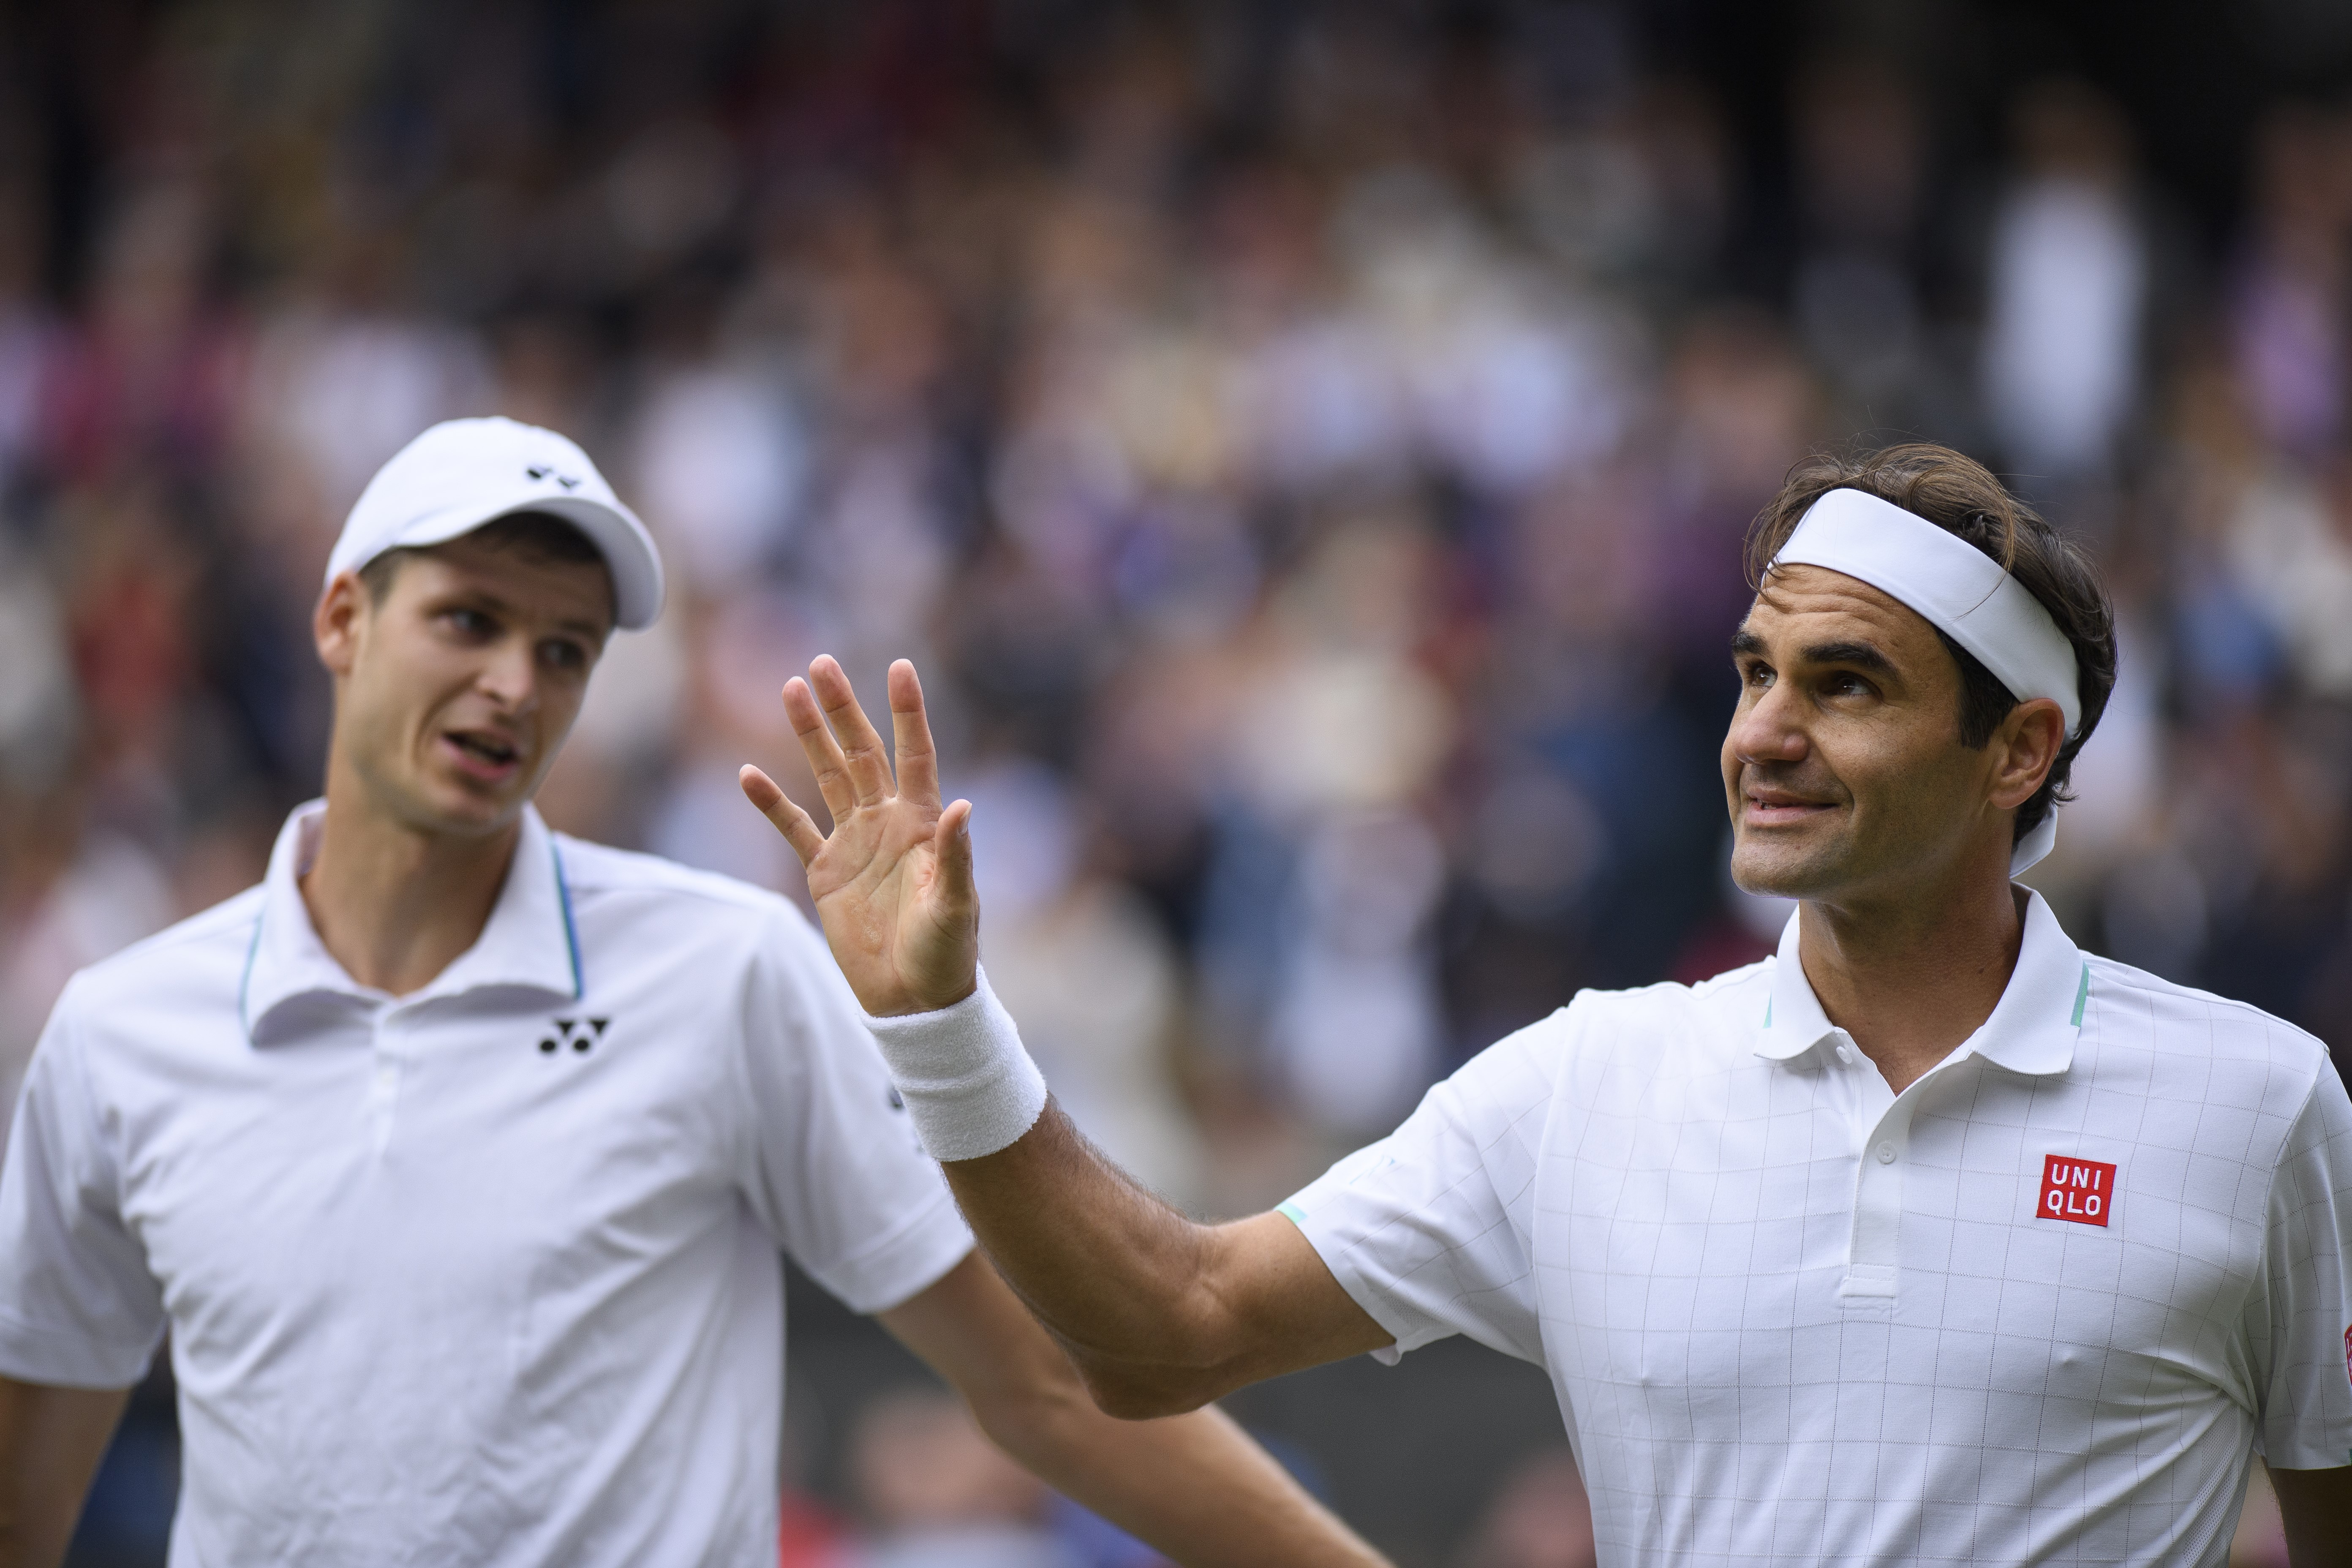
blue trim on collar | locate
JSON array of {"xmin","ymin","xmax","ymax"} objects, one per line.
[
  {"xmin": 237, "ymin": 907, "xmax": 265, "ymax": 1039},
  {"xmin": 552, "ymin": 837, "xmax": 583, "ymax": 1001}
]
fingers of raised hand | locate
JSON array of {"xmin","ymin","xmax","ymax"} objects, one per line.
[
  {"xmin": 781, "ymin": 676, "xmax": 859, "ymax": 822},
  {"xmin": 739, "ymin": 765, "xmax": 827, "ymax": 867},
  {"xmin": 887, "ymin": 659, "xmax": 942, "ymax": 808},
  {"xmin": 807, "ymin": 656, "xmax": 894, "ymax": 807}
]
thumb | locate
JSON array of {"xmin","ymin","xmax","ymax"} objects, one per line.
[{"xmin": 932, "ymin": 800, "xmax": 977, "ymax": 919}]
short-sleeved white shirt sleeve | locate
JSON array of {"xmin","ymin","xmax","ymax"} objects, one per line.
[
  {"xmin": 0, "ymin": 803, "xmax": 972, "ymax": 1567},
  {"xmin": 1283, "ymin": 890, "xmax": 2352, "ymax": 1566}
]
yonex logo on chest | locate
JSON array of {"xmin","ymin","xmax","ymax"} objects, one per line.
[
  {"xmin": 2038, "ymin": 1154, "xmax": 2117, "ymax": 1227},
  {"xmin": 539, "ymin": 1017, "xmax": 610, "ymax": 1055}
]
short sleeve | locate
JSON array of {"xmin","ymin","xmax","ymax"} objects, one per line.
[
  {"xmin": 2246, "ymin": 1064, "xmax": 2352, "ymax": 1469},
  {"xmin": 1277, "ymin": 1013, "xmax": 1565, "ymax": 1366},
  {"xmin": 732, "ymin": 903, "xmax": 973, "ymax": 1315},
  {"xmin": 0, "ymin": 985, "xmax": 166, "ymax": 1388}
]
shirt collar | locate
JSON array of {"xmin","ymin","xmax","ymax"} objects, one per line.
[
  {"xmin": 240, "ymin": 800, "xmax": 583, "ymax": 1040},
  {"xmin": 1752, "ymin": 887, "xmax": 2086, "ymax": 1076}
]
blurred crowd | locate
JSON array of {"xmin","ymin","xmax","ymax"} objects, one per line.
[{"xmin": 5, "ymin": 3, "xmax": 2349, "ymax": 1565}]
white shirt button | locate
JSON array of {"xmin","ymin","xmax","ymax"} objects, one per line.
[
  {"xmin": 1836, "ymin": 1044, "xmax": 1857, "ymax": 1066},
  {"xmin": 1876, "ymin": 1141, "xmax": 1897, "ymax": 1164}
]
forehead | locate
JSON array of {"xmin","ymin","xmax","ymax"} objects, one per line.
[{"xmin": 1741, "ymin": 564, "xmax": 1947, "ymax": 665}]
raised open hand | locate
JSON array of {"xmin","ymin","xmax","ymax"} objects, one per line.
[{"xmin": 739, "ymin": 656, "xmax": 978, "ymax": 1017}]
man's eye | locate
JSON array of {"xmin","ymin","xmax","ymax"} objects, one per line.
[
  {"xmin": 1825, "ymin": 672, "xmax": 1870, "ymax": 697},
  {"xmin": 445, "ymin": 609, "xmax": 495, "ymax": 637},
  {"xmin": 1742, "ymin": 664, "xmax": 1773, "ymax": 689},
  {"xmin": 542, "ymin": 640, "xmax": 587, "ymax": 671}
]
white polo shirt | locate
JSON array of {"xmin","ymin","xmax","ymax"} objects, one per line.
[
  {"xmin": 1282, "ymin": 889, "xmax": 2352, "ymax": 1566},
  {"xmin": 0, "ymin": 802, "xmax": 973, "ymax": 1568}
]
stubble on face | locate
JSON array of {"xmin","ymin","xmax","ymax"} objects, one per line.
[
  {"xmin": 333, "ymin": 537, "xmax": 612, "ymax": 840},
  {"xmin": 1723, "ymin": 567, "xmax": 1991, "ymax": 906}
]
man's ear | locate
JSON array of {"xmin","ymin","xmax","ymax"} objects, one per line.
[
  {"xmin": 1987, "ymin": 697, "xmax": 2067, "ymax": 811},
  {"xmin": 315, "ymin": 571, "xmax": 371, "ymax": 680}
]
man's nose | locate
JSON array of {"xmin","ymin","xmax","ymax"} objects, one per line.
[
  {"xmin": 478, "ymin": 637, "xmax": 539, "ymax": 710},
  {"xmin": 1730, "ymin": 681, "xmax": 1808, "ymax": 765}
]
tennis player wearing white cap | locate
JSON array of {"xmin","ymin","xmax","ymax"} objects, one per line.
[
  {"xmin": 745, "ymin": 443, "xmax": 2352, "ymax": 1565},
  {"xmin": 0, "ymin": 417, "xmax": 1387, "ymax": 1568}
]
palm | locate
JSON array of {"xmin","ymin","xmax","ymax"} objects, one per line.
[{"xmin": 740, "ymin": 657, "xmax": 979, "ymax": 1016}]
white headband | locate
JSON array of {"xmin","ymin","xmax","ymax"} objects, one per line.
[{"xmin": 1771, "ymin": 487, "xmax": 2081, "ymax": 876}]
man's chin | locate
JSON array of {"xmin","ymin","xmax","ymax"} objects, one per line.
[
  {"xmin": 395, "ymin": 776, "xmax": 532, "ymax": 840},
  {"xmin": 1728, "ymin": 833, "xmax": 1853, "ymax": 901}
]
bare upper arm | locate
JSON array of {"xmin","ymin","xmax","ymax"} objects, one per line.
[
  {"xmin": 2270, "ymin": 1463, "xmax": 2352, "ymax": 1568},
  {"xmin": 0, "ymin": 1375, "xmax": 131, "ymax": 1568}
]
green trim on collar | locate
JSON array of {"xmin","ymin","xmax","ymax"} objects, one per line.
[{"xmin": 2069, "ymin": 963, "xmax": 2090, "ymax": 1027}]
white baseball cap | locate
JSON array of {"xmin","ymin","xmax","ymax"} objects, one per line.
[{"xmin": 326, "ymin": 416, "xmax": 665, "ymax": 630}]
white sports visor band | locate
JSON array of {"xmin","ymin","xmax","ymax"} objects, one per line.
[{"xmin": 1770, "ymin": 487, "xmax": 2082, "ymax": 877}]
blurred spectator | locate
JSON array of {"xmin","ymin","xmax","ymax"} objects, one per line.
[
  {"xmin": 1452, "ymin": 1450, "xmax": 1596, "ymax": 1568},
  {"xmin": 842, "ymin": 1389, "xmax": 1074, "ymax": 1568},
  {"xmin": 2229, "ymin": 105, "xmax": 2352, "ymax": 459},
  {"xmin": 1979, "ymin": 80, "xmax": 2147, "ymax": 482}
]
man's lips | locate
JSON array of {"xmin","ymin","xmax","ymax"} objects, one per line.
[
  {"xmin": 442, "ymin": 730, "xmax": 525, "ymax": 783},
  {"xmin": 1741, "ymin": 788, "xmax": 1840, "ymax": 827}
]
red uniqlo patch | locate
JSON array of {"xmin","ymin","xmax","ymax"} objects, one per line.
[{"xmin": 2039, "ymin": 1155, "xmax": 2118, "ymax": 1226}]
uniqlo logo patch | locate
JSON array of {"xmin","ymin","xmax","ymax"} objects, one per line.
[{"xmin": 2039, "ymin": 1154, "xmax": 2118, "ymax": 1227}]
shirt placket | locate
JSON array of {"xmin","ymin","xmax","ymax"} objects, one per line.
[
  {"xmin": 1835, "ymin": 1032, "xmax": 1967, "ymax": 1309},
  {"xmin": 367, "ymin": 1003, "xmax": 404, "ymax": 1155}
]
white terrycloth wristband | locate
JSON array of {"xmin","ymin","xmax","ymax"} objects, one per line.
[{"xmin": 863, "ymin": 967, "xmax": 1047, "ymax": 1162}]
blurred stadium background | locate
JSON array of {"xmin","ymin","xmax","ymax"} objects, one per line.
[{"xmin": 6, "ymin": 0, "xmax": 2352, "ymax": 1564}]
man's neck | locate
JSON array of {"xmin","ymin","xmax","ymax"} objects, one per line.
[
  {"xmin": 300, "ymin": 786, "xmax": 520, "ymax": 998},
  {"xmin": 1797, "ymin": 858, "xmax": 2025, "ymax": 1096}
]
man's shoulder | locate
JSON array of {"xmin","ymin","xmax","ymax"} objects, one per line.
[
  {"xmin": 1468, "ymin": 960, "xmax": 1773, "ymax": 1086},
  {"xmin": 1564, "ymin": 957, "xmax": 1776, "ymax": 1038},
  {"xmin": 64, "ymin": 885, "xmax": 267, "ymax": 1006},
  {"xmin": 546, "ymin": 832, "xmax": 833, "ymax": 988},
  {"xmin": 550, "ymin": 833, "xmax": 803, "ymax": 924},
  {"xmin": 2081, "ymin": 951, "xmax": 2335, "ymax": 1092}
]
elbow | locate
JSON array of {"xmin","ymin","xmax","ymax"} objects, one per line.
[{"xmin": 1069, "ymin": 1352, "xmax": 1223, "ymax": 1421}]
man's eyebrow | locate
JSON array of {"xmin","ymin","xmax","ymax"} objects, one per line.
[
  {"xmin": 1800, "ymin": 639, "xmax": 1896, "ymax": 675},
  {"xmin": 1730, "ymin": 628, "xmax": 1765, "ymax": 657}
]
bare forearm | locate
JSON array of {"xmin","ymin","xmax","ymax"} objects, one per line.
[
  {"xmin": 2272, "ymin": 1462, "xmax": 2352, "ymax": 1568},
  {"xmin": 944, "ymin": 1101, "xmax": 1226, "ymax": 1370},
  {"xmin": 0, "ymin": 1377, "xmax": 128, "ymax": 1568},
  {"xmin": 985, "ymin": 1393, "xmax": 1387, "ymax": 1568}
]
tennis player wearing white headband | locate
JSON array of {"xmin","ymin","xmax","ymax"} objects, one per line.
[{"xmin": 746, "ymin": 441, "xmax": 2352, "ymax": 1565}]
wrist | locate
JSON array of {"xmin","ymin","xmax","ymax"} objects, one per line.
[
  {"xmin": 873, "ymin": 974, "xmax": 977, "ymax": 1018},
  {"xmin": 863, "ymin": 966, "xmax": 1046, "ymax": 1162}
]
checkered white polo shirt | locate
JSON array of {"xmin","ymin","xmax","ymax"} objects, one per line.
[{"xmin": 1282, "ymin": 889, "xmax": 2352, "ymax": 1566}]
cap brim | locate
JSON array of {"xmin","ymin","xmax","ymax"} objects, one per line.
[{"xmin": 386, "ymin": 495, "xmax": 666, "ymax": 630}]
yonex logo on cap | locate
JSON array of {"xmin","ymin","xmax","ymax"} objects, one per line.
[
  {"xmin": 2038, "ymin": 1154, "xmax": 2117, "ymax": 1227},
  {"xmin": 525, "ymin": 464, "xmax": 583, "ymax": 490}
]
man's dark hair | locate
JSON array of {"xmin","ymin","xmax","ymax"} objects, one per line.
[
  {"xmin": 1744, "ymin": 443, "xmax": 2118, "ymax": 846},
  {"xmin": 357, "ymin": 510, "xmax": 607, "ymax": 607}
]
